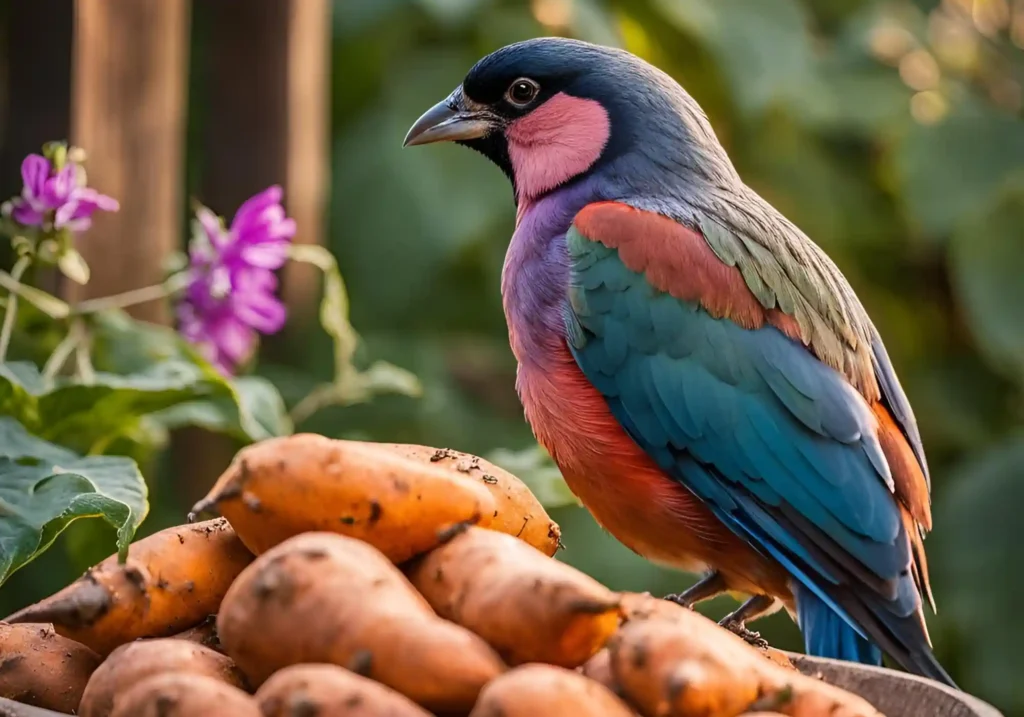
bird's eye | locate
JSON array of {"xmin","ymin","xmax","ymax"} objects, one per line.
[{"xmin": 506, "ymin": 78, "xmax": 540, "ymax": 107}]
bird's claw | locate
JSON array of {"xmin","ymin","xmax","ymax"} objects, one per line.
[
  {"xmin": 720, "ymin": 619, "xmax": 768, "ymax": 649},
  {"xmin": 662, "ymin": 593, "xmax": 695, "ymax": 609}
]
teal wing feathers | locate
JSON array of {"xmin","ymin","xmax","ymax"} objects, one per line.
[{"xmin": 563, "ymin": 202, "xmax": 932, "ymax": 670}]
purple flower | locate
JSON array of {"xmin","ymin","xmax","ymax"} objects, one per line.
[
  {"xmin": 6, "ymin": 154, "xmax": 118, "ymax": 231},
  {"xmin": 176, "ymin": 186, "xmax": 294, "ymax": 375},
  {"xmin": 227, "ymin": 185, "xmax": 296, "ymax": 269}
]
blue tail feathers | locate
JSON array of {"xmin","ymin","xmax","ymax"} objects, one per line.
[
  {"xmin": 794, "ymin": 586, "xmax": 958, "ymax": 689},
  {"xmin": 797, "ymin": 587, "xmax": 883, "ymax": 666}
]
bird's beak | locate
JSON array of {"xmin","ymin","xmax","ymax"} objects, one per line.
[{"xmin": 403, "ymin": 89, "xmax": 496, "ymax": 147}]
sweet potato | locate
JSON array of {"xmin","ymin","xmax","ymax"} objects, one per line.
[
  {"xmin": 608, "ymin": 603, "xmax": 884, "ymax": 717},
  {"xmin": 5, "ymin": 519, "xmax": 253, "ymax": 656},
  {"xmin": 191, "ymin": 434, "xmax": 497, "ymax": 562},
  {"xmin": 217, "ymin": 532, "xmax": 505, "ymax": 713},
  {"xmin": 78, "ymin": 638, "xmax": 248, "ymax": 717},
  {"xmin": 619, "ymin": 593, "xmax": 795, "ymax": 670},
  {"xmin": 470, "ymin": 664, "xmax": 636, "ymax": 717},
  {"xmin": 407, "ymin": 526, "xmax": 620, "ymax": 667},
  {"xmin": 380, "ymin": 443, "xmax": 561, "ymax": 556},
  {"xmin": 0, "ymin": 622, "xmax": 100, "ymax": 713},
  {"xmin": 580, "ymin": 648, "xmax": 621, "ymax": 695},
  {"xmin": 110, "ymin": 674, "xmax": 259, "ymax": 717},
  {"xmin": 256, "ymin": 664, "xmax": 432, "ymax": 717},
  {"xmin": 172, "ymin": 614, "xmax": 222, "ymax": 653}
]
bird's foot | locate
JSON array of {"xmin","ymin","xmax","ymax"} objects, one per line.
[
  {"xmin": 661, "ymin": 571, "xmax": 726, "ymax": 611},
  {"xmin": 663, "ymin": 593, "xmax": 696, "ymax": 609},
  {"xmin": 719, "ymin": 618, "xmax": 768, "ymax": 649}
]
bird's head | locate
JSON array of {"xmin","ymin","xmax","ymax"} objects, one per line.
[{"xmin": 403, "ymin": 37, "xmax": 735, "ymax": 203}]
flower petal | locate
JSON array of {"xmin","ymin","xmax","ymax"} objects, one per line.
[
  {"xmin": 54, "ymin": 201, "xmax": 88, "ymax": 230},
  {"xmin": 234, "ymin": 292, "xmax": 287, "ymax": 334},
  {"xmin": 209, "ymin": 316, "xmax": 257, "ymax": 364},
  {"xmin": 231, "ymin": 269, "xmax": 286, "ymax": 334},
  {"xmin": 53, "ymin": 187, "xmax": 118, "ymax": 230},
  {"xmin": 10, "ymin": 200, "xmax": 45, "ymax": 227},
  {"xmin": 42, "ymin": 165, "xmax": 77, "ymax": 207},
  {"xmin": 238, "ymin": 239, "xmax": 290, "ymax": 270},
  {"xmin": 230, "ymin": 185, "xmax": 282, "ymax": 236},
  {"xmin": 73, "ymin": 187, "xmax": 120, "ymax": 214},
  {"xmin": 268, "ymin": 216, "xmax": 297, "ymax": 241},
  {"xmin": 20, "ymin": 155, "xmax": 51, "ymax": 200},
  {"xmin": 197, "ymin": 207, "xmax": 227, "ymax": 248},
  {"xmin": 235, "ymin": 266, "xmax": 278, "ymax": 293}
]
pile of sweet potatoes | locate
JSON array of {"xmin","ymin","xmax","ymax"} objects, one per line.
[{"xmin": 0, "ymin": 434, "xmax": 886, "ymax": 717}]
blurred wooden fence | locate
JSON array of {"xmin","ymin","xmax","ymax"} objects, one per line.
[{"xmin": 1, "ymin": 0, "xmax": 331, "ymax": 502}]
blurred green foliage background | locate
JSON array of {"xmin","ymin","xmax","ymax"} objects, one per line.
[{"xmin": 3, "ymin": 0, "xmax": 1024, "ymax": 713}]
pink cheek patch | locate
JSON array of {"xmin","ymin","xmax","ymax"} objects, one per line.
[{"xmin": 505, "ymin": 93, "xmax": 611, "ymax": 201}]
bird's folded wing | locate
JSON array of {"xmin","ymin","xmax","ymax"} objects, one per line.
[{"xmin": 564, "ymin": 201, "xmax": 927, "ymax": 637}]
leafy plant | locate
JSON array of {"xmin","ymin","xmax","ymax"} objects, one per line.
[{"xmin": 0, "ymin": 142, "xmax": 419, "ymax": 586}]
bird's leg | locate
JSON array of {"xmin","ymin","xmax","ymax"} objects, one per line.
[
  {"xmin": 718, "ymin": 594, "xmax": 775, "ymax": 648},
  {"xmin": 663, "ymin": 571, "xmax": 727, "ymax": 609}
]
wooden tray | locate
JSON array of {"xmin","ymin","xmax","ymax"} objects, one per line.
[{"xmin": 786, "ymin": 653, "xmax": 1004, "ymax": 717}]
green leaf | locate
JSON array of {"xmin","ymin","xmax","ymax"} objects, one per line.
[
  {"xmin": 894, "ymin": 110, "xmax": 1024, "ymax": 239},
  {"xmin": 0, "ymin": 417, "xmax": 148, "ymax": 585},
  {"xmin": 931, "ymin": 433, "xmax": 1024, "ymax": 712},
  {"xmin": 487, "ymin": 444, "xmax": 579, "ymax": 510},
  {"xmin": 153, "ymin": 375, "xmax": 292, "ymax": 441},
  {"xmin": 358, "ymin": 361, "xmax": 423, "ymax": 398},
  {"xmin": 0, "ymin": 361, "xmax": 44, "ymax": 425},
  {"xmin": 36, "ymin": 362, "xmax": 231, "ymax": 453},
  {"xmin": 652, "ymin": 0, "xmax": 817, "ymax": 114},
  {"xmin": 89, "ymin": 309, "xmax": 291, "ymax": 445},
  {"xmin": 0, "ymin": 317, "xmax": 242, "ymax": 453},
  {"xmin": 413, "ymin": 0, "xmax": 490, "ymax": 27},
  {"xmin": 950, "ymin": 186, "xmax": 1024, "ymax": 383},
  {"xmin": 91, "ymin": 309, "xmax": 209, "ymax": 375}
]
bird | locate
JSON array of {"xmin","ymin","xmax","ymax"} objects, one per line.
[{"xmin": 403, "ymin": 37, "xmax": 955, "ymax": 687}]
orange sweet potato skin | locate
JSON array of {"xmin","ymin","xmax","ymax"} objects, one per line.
[
  {"xmin": 407, "ymin": 526, "xmax": 620, "ymax": 668},
  {"xmin": 0, "ymin": 622, "xmax": 101, "ymax": 713},
  {"xmin": 381, "ymin": 443, "xmax": 561, "ymax": 556},
  {"xmin": 5, "ymin": 519, "xmax": 253, "ymax": 656},
  {"xmin": 110, "ymin": 673, "xmax": 259, "ymax": 717},
  {"xmin": 218, "ymin": 532, "xmax": 505, "ymax": 713},
  {"xmin": 608, "ymin": 597, "xmax": 884, "ymax": 717},
  {"xmin": 580, "ymin": 648, "xmax": 620, "ymax": 695},
  {"xmin": 192, "ymin": 434, "xmax": 497, "ymax": 562},
  {"xmin": 172, "ymin": 615, "xmax": 223, "ymax": 653},
  {"xmin": 78, "ymin": 638, "xmax": 249, "ymax": 717},
  {"xmin": 470, "ymin": 664, "xmax": 637, "ymax": 717},
  {"xmin": 619, "ymin": 593, "xmax": 795, "ymax": 671},
  {"xmin": 256, "ymin": 664, "xmax": 433, "ymax": 717}
]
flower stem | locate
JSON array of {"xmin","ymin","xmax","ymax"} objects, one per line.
[
  {"xmin": 75, "ymin": 332, "xmax": 95, "ymax": 384},
  {"xmin": 0, "ymin": 256, "xmax": 31, "ymax": 361},
  {"xmin": 42, "ymin": 320, "xmax": 85, "ymax": 381},
  {"xmin": 72, "ymin": 272, "xmax": 190, "ymax": 315},
  {"xmin": 0, "ymin": 269, "xmax": 70, "ymax": 319}
]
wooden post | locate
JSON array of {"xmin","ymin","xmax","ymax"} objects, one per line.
[
  {"xmin": 172, "ymin": 0, "xmax": 331, "ymax": 506},
  {"xmin": 67, "ymin": 0, "xmax": 191, "ymax": 323},
  {"xmin": 282, "ymin": 0, "xmax": 331, "ymax": 320},
  {"xmin": 200, "ymin": 0, "xmax": 330, "ymax": 328}
]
